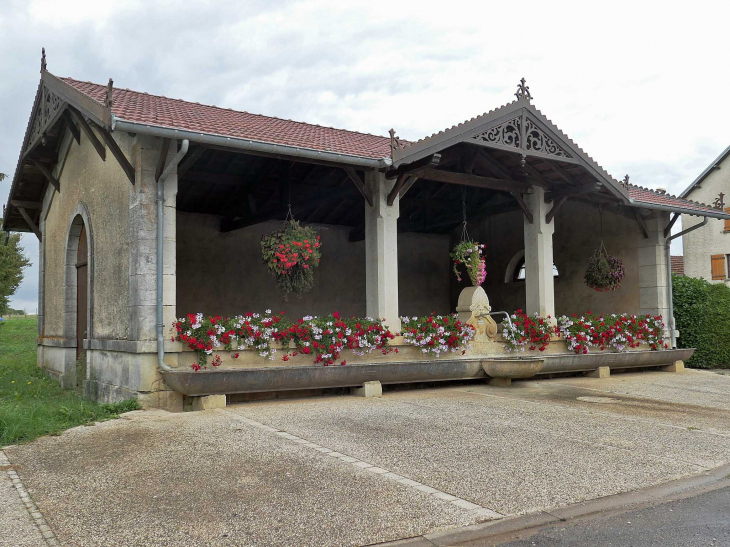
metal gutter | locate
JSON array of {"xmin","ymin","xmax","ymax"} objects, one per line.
[
  {"xmin": 665, "ymin": 216, "xmax": 708, "ymax": 348},
  {"xmin": 156, "ymin": 139, "xmax": 189, "ymax": 372},
  {"xmin": 112, "ymin": 117, "xmax": 391, "ymax": 169},
  {"xmin": 628, "ymin": 198, "xmax": 730, "ymax": 219}
]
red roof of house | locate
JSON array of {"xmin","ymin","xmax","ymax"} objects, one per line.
[
  {"xmin": 671, "ymin": 256, "xmax": 684, "ymax": 275},
  {"xmin": 60, "ymin": 77, "xmax": 393, "ymax": 159},
  {"xmin": 628, "ymin": 185, "xmax": 724, "ymax": 216}
]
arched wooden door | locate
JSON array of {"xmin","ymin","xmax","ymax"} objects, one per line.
[{"xmin": 76, "ymin": 225, "xmax": 88, "ymax": 360}]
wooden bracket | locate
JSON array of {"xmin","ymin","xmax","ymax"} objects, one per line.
[
  {"xmin": 97, "ymin": 125, "xmax": 135, "ymax": 185},
  {"xmin": 545, "ymin": 195, "xmax": 567, "ymax": 224},
  {"xmin": 634, "ymin": 211, "xmax": 649, "ymax": 239},
  {"xmin": 664, "ymin": 213, "xmax": 680, "ymax": 238},
  {"xmin": 385, "ymin": 153, "xmax": 440, "ymax": 180},
  {"xmin": 17, "ymin": 207, "xmax": 41, "ymax": 240},
  {"xmin": 29, "ymin": 158, "xmax": 60, "ymax": 193},
  {"xmin": 155, "ymin": 138, "xmax": 171, "ymax": 183},
  {"xmin": 62, "ymin": 110, "xmax": 81, "ymax": 144},
  {"xmin": 399, "ymin": 175, "xmax": 418, "ymax": 199},
  {"xmin": 511, "ymin": 192, "xmax": 533, "ymax": 224},
  {"xmin": 344, "ymin": 166, "xmax": 373, "ymax": 206},
  {"xmin": 67, "ymin": 107, "xmax": 106, "ymax": 161},
  {"xmin": 177, "ymin": 146, "xmax": 207, "ymax": 179},
  {"xmin": 387, "ymin": 173, "xmax": 408, "ymax": 206}
]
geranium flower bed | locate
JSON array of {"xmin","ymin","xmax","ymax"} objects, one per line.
[
  {"xmin": 173, "ymin": 311, "xmax": 394, "ymax": 370},
  {"xmin": 400, "ymin": 314, "xmax": 475, "ymax": 356},
  {"xmin": 501, "ymin": 310, "xmax": 558, "ymax": 352},
  {"xmin": 557, "ymin": 312, "xmax": 667, "ymax": 353}
]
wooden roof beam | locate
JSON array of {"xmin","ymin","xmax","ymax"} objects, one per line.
[
  {"xmin": 344, "ymin": 166, "xmax": 373, "ymax": 206},
  {"xmin": 414, "ymin": 167, "xmax": 532, "ymax": 194},
  {"xmin": 67, "ymin": 107, "xmax": 106, "ymax": 161},
  {"xmin": 62, "ymin": 110, "xmax": 80, "ymax": 145},
  {"xmin": 385, "ymin": 153, "xmax": 440, "ymax": 180},
  {"xmin": 96, "ymin": 124, "xmax": 135, "ymax": 185},
  {"xmin": 29, "ymin": 158, "xmax": 60, "ymax": 193},
  {"xmin": 16, "ymin": 207, "xmax": 41, "ymax": 241}
]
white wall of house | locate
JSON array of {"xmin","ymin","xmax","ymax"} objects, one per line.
[{"xmin": 682, "ymin": 155, "xmax": 730, "ymax": 285}]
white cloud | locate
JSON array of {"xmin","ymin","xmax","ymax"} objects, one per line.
[{"xmin": 2, "ymin": 0, "xmax": 728, "ymax": 307}]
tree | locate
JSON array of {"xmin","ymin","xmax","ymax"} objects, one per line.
[
  {"xmin": 0, "ymin": 218, "xmax": 31, "ymax": 315},
  {"xmin": 0, "ymin": 173, "xmax": 6, "ymax": 181}
]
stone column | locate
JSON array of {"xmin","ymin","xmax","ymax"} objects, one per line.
[
  {"xmin": 523, "ymin": 187, "xmax": 555, "ymax": 320},
  {"xmin": 638, "ymin": 211, "xmax": 670, "ymax": 320},
  {"xmin": 129, "ymin": 136, "xmax": 177, "ymax": 341},
  {"xmin": 364, "ymin": 171, "xmax": 401, "ymax": 333}
]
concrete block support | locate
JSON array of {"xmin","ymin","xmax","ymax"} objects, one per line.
[
  {"xmin": 489, "ymin": 377, "xmax": 512, "ymax": 387},
  {"xmin": 524, "ymin": 187, "xmax": 555, "ymax": 321},
  {"xmin": 586, "ymin": 366, "xmax": 610, "ymax": 379},
  {"xmin": 365, "ymin": 172, "xmax": 401, "ymax": 333},
  {"xmin": 661, "ymin": 360, "xmax": 685, "ymax": 373},
  {"xmin": 191, "ymin": 394, "xmax": 227, "ymax": 411},
  {"xmin": 352, "ymin": 381, "xmax": 382, "ymax": 398}
]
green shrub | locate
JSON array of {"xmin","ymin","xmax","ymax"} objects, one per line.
[{"xmin": 672, "ymin": 274, "xmax": 730, "ymax": 368}]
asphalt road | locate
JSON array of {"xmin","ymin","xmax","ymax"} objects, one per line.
[{"xmin": 496, "ymin": 485, "xmax": 730, "ymax": 547}]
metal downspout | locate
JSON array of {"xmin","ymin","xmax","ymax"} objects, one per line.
[
  {"xmin": 157, "ymin": 139, "xmax": 189, "ymax": 371},
  {"xmin": 665, "ymin": 216, "xmax": 708, "ymax": 348}
]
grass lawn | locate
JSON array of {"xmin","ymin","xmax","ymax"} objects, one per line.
[{"xmin": 0, "ymin": 316, "xmax": 139, "ymax": 445}]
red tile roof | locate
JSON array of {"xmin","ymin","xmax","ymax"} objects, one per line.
[
  {"xmin": 628, "ymin": 185, "xmax": 725, "ymax": 216},
  {"xmin": 60, "ymin": 77, "xmax": 393, "ymax": 159},
  {"xmin": 671, "ymin": 256, "xmax": 684, "ymax": 276}
]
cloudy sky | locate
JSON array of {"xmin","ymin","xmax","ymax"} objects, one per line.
[{"xmin": 2, "ymin": 0, "xmax": 728, "ymax": 312}]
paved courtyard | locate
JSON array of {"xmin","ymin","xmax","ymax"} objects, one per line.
[{"xmin": 4, "ymin": 368, "xmax": 730, "ymax": 547}]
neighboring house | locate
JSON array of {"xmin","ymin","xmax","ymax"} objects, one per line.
[
  {"xmin": 680, "ymin": 146, "xmax": 730, "ymax": 284},
  {"xmin": 3, "ymin": 54, "xmax": 729, "ymax": 409}
]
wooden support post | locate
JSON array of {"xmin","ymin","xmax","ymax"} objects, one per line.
[
  {"xmin": 545, "ymin": 195, "xmax": 567, "ymax": 224},
  {"xmin": 62, "ymin": 110, "xmax": 81, "ymax": 144},
  {"xmin": 97, "ymin": 125, "xmax": 136, "ymax": 185},
  {"xmin": 67, "ymin": 107, "xmax": 106, "ymax": 161},
  {"xmin": 17, "ymin": 207, "xmax": 41, "ymax": 241},
  {"xmin": 344, "ymin": 166, "xmax": 373, "ymax": 206},
  {"xmin": 29, "ymin": 158, "xmax": 60, "ymax": 193}
]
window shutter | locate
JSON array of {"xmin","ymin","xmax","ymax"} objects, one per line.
[
  {"xmin": 725, "ymin": 207, "xmax": 730, "ymax": 231},
  {"xmin": 711, "ymin": 254, "xmax": 726, "ymax": 279}
]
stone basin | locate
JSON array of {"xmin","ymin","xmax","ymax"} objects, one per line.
[{"xmin": 481, "ymin": 358, "xmax": 544, "ymax": 378}]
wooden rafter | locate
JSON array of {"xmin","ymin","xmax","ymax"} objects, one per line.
[
  {"xmin": 155, "ymin": 138, "xmax": 171, "ymax": 182},
  {"xmin": 634, "ymin": 211, "xmax": 649, "ymax": 239},
  {"xmin": 386, "ymin": 173, "xmax": 409, "ymax": 206},
  {"xmin": 385, "ymin": 153, "xmax": 440, "ymax": 180},
  {"xmin": 664, "ymin": 213, "xmax": 680, "ymax": 238},
  {"xmin": 545, "ymin": 183, "xmax": 601, "ymax": 201},
  {"xmin": 344, "ymin": 166, "xmax": 373, "ymax": 206},
  {"xmin": 11, "ymin": 200, "xmax": 41, "ymax": 209},
  {"xmin": 67, "ymin": 107, "xmax": 106, "ymax": 161},
  {"xmin": 414, "ymin": 168, "xmax": 532, "ymax": 194},
  {"xmin": 545, "ymin": 195, "xmax": 567, "ymax": 224},
  {"xmin": 96, "ymin": 125, "xmax": 135, "ymax": 185},
  {"xmin": 17, "ymin": 207, "xmax": 41, "ymax": 240},
  {"xmin": 474, "ymin": 150, "xmax": 513, "ymax": 180},
  {"xmin": 29, "ymin": 158, "xmax": 60, "ymax": 193},
  {"xmin": 399, "ymin": 175, "xmax": 418, "ymax": 198},
  {"xmin": 62, "ymin": 110, "xmax": 81, "ymax": 144},
  {"xmin": 177, "ymin": 146, "xmax": 208, "ymax": 179},
  {"xmin": 510, "ymin": 192, "xmax": 533, "ymax": 224}
]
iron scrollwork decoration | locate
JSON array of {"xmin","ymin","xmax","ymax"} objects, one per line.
[
  {"xmin": 621, "ymin": 174, "xmax": 630, "ymax": 190},
  {"xmin": 472, "ymin": 116, "xmax": 521, "ymax": 149},
  {"xmin": 524, "ymin": 118, "xmax": 572, "ymax": 158},
  {"xmin": 714, "ymin": 192, "xmax": 725, "ymax": 210},
  {"xmin": 27, "ymin": 85, "xmax": 64, "ymax": 151},
  {"xmin": 515, "ymin": 77, "xmax": 532, "ymax": 101}
]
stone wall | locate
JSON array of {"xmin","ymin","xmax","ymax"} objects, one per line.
[{"xmin": 176, "ymin": 213, "xmax": 451, "ymax": 319}]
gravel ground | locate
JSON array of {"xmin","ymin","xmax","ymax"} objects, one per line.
[{"xmin": 5, "ymin": 368, "xmax": 730, "ymax": 546}]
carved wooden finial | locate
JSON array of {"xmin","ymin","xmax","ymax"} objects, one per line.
[
  {"xmin": 41, "ymin": 47, "xmax": 47, "ymax": 73},
  {"xmin": 105, "ymin": 78, "xmax": 114, "ymax": 109},
  {"xmin": 389, "ymin": 128, "xmax": 403, "ymax": 155},
  {"xmin": 714, "ymin": 192, "xmax": 726, "ymax": 210},
  {"xmin": 622, "ymin": 174, "xmax": 630, "ymax": 189},
  {"xmin": 515, "ymin": 77, "xmax": 532, "ymax": 101}
]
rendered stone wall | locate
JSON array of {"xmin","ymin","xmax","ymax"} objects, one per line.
[
  {"xmin": 681, "ymin": 161, "xmax": 730, "ymax": 285},
  {"xmin": 176, "ymin": 212, "xmax": 451, "ymax": 319},
  {"xmin": 41, "ymin": 128, "xmax": 132, "ymax": 340}
]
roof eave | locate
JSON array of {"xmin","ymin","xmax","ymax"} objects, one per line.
[
  {"xmin": 679, "ymin": 144, "xmax": 730, "ymax": 198},
  {"xmin": 628, "ymin": 198, "xmax": 730, "ymax": 219},
  {"xmin": 112, "ymin": 117, "xmax": 391, "ymax": 170}
]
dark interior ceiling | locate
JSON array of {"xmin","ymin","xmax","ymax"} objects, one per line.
[{"xmin": 177, "ymin": 140, "xmax": 619, "ymax": 241}]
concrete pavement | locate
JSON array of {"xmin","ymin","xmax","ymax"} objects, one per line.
[{"xmin": 4, "ymin": 368, "xmax": 730, "ymax": 546}]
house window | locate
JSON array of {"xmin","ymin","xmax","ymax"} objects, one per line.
[
  {"xmin": 513, "ymin": 258, "xmax": 559, "ymax": 282},
  {"xmin": 711, "ymin": 254, "xmax": 726, "ymax": 280}
]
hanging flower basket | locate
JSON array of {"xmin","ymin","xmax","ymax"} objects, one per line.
[
  {"xmin": 261, "ymin": 220, "xmax": 321, "ymax": 298},
  {"xmin": 584, "ymin": 242, "xmax": 624, "ymax": 292},
  {"xmin": 450, "ymin": 240, "xmax": 487, "ymax": 286}
]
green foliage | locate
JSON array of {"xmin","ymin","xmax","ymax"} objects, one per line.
[
  {"xmin": 672, "ymin": 274, "xmax": 730, "ymax": 369},
  {"xmin": 0, "ymin": 217, "xmax": 31, "ymax": 315},
  {"xmin": 261, "ymin": 220, "xmax": 322, "ymax": 298},
  {"xmin": 584, "ymin": 243, "xmax": 625, "ymax": 292},
  {"xmin": 450, "ymin": 240, "xmax": 486, "ymax": 285},
  {"xmin": 0, "ymin": 316, "xmax": 139, "ymax": 445}
]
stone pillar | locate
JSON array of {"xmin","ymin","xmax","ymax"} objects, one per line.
[
  {"xmin": 638, "ymin": 212, "xmax": 670, "ymax": 320},
  {"xmin": 129, "ymin": 136, "xmax": 177, "ymax": 341},
  {"xmin": 523, "ymin": 187, "xmax": 555, "ymax": 320},
  {"xmin": 364, "ymin": 171, "xmax": 401, "ymax": 333}
]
